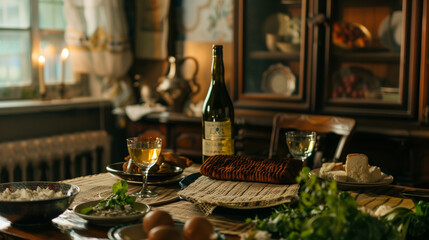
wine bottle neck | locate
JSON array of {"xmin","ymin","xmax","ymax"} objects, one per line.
[{"xmin": 211, "ymin": 45, "xmax": 225, "ymax": 85}]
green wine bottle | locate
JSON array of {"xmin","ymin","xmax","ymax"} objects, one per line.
[{"xmin": 202, "ymin": 45, "xmax": 235, "ymax": 162}]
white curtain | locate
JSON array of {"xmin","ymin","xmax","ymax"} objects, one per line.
[
  {"xmin": 63, "ymin": 0, "xmax": 132, "ymax": 107},
  {"xmin": 135, "ymin": 0, "xmax": 170, "ymax": 59}
]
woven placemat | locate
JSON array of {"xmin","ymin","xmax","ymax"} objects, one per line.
[
  {"xmin": 178, "ymin": 175, "xmax": 299, "ymax": 215},
  {"xmin": 61, "ymin": 173, "xmax": 181, "ymax": 208}
]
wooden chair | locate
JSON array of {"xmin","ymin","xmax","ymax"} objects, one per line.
[{"xmin": 268, "ymin": 113, "xmax": 356, "ymax": 166}]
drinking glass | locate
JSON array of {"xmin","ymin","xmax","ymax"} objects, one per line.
[
  {"xmin": 286, "ymin": 131, "xmax": 316, "ymax": 162},
  {"xmin": 126, "ymin": 136, "xmax": 162, "ymax": 198}
]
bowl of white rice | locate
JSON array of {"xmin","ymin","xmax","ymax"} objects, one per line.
[{"xmin": 0, "ymin": 182, "xmax": 80, "ymax": 225}]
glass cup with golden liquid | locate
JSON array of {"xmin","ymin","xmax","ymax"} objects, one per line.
[
  {"xmin": 126, "ymin": 136, "xmax": 162, "ymax": 198},
  {"xmin": 286, "ymin": 131, "xmax": 316, "ymax": 162}
]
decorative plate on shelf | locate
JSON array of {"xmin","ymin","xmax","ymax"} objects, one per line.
[
  {"xmin": 261, "ymin": 63, "xmax": 296, "ymax": 96},
  {"xmin": 106, "ymin": 162, "xmax": 184, "ymax": 185},
  {"xmin": 330, "ymin": 66, "xmax": 381, "ymax": 100},
  {"xmin": 378, "ymin": 11, "xmax": 402, "ymax": 52},
  {"xmin": 332, "ymin": 21, "xmax": 372, "ymax": 49},
  {"xmin": 309, "ymin": 168, "xmax": 394, "ymax": 190}
]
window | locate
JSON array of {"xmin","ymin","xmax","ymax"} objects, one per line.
[{"xmin": 0, "ymin": 0, "xmax": 73, "ymax": 99}]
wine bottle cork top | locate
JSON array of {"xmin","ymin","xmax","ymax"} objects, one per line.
[{"xmin": 212, "ymin": 45, "xmax": 223, "ymax": 56}]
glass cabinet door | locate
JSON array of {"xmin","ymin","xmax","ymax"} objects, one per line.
[
  {"xmin": 322, "ymin": 0, "xmax": 419, "ymax": 117},
  {"xmin": 236, "ymin": 0, "xmax": 310, "ymax": 110}
]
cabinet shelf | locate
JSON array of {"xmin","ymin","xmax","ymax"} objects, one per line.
[
  {"xmin": 333, "ymin": 51, "xmax": 400, "ymax": 63},
  {"xmin": 249, "ymin": 51, "xmax": 300, "ymax": 61}
]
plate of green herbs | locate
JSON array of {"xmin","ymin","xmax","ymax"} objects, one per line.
[
  {"xmin": 73, "ymin": 180, "xmax": 150, "ymax": 226},
  {"xmin": 242, "ymin": 167, "xmax": 429, "ymax": 240}
]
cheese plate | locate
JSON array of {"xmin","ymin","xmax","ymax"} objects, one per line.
[{"xmin": 310, "ymin": 168, "xmax": 394, "ymax": 189}]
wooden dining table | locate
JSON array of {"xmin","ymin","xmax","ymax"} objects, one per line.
[{"xmin": 0, "ymin": 164, "xmax": 424, "ymax": 240}]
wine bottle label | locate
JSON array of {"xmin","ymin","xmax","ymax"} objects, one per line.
[
  {"xmin": 202, "ymin": 139, "xmax": 234, "ymax": 156},
  {"xmin": 203, "ymin": 121, "xmax": 234, "ymax": 156},
  {"xmin": 204, "ymin": 121, "xmax": 232, "ymax": 139}
]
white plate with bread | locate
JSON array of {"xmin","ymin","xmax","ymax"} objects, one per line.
[{"xmin": 310, "ymin": 153, "xmax": 394, "ymax": 189}]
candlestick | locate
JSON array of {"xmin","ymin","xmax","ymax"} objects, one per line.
[
  {"xmin": 38, "ymin": 55, "xmax": 46, "ymax": 99},
  {"xmin": 59, "ymin": 48, "xmax": 69, "ymax": 99},
  {"xmin": 60, "ymin": 48, "xmax": 69, "ymax": 84}
]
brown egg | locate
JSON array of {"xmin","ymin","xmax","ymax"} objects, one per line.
[
  {"xmin": 148, "ymin": 225, "xmax": 181, "ymax": 240},
  {"xmin": 142, "ymin": 210, "xmax": 174, "ymax": 234},
  {"xmin": 183, "ymin": 216, "xmax": 214, "ymax": 240}
]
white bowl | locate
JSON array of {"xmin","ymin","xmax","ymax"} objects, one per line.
[{"xmin": 0, "ymin": 182, "xmax": 80, "ymax": 225}]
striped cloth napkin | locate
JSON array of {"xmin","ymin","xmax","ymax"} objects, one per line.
[{"xmin": 351, "ymin": 191, "xmax": 415, "ymax": 212}]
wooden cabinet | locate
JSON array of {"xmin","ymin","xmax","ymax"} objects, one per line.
[
  {"xmin": 420, "ymin": 0, "xmax": 429, "ymax": 124},
  {"xmin": 235, "ymin": 0, "xmax": 311, "ymax": 111},
  {"xmin": 234, "ymin": 0, "xmax": 426, "ymax": 119},
  {"xmin": 320, "ymin": 0, "xmax": 421, "ymax": 118}
]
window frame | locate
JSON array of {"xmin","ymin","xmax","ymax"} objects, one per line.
[{"xmin": 0, "ymin": 0, "xmax": 73, "ymax": 100}]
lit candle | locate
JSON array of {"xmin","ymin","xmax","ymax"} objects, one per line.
[
  {"xmin": 60, "ymin": 48, "xmax": 69, "ymax": 84},
  {"xmin": 38, "ymin": 56, "xmax": 46, "ymax": 97}
]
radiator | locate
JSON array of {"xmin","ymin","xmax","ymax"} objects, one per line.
[{"xmin": 0, "ymin": 130, "xmax": 111, "ymax": 182}]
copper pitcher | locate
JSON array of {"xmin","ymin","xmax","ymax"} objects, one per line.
[{"xmin": 156, "ymin": 56, "xmax": 199, "ymax": 112}]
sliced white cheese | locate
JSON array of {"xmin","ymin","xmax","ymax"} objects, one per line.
[
  {"xmin": 369, "ymin": 166, "xmax": 383, "ymax": 182},
  {"xmin": 319, "ymin": 162, "xmax": 336, "ymax": 177},
  {"xmin": 345, "ymin": 153, "xmax": 370, "ymax": 183},
  {"xmin": 320, "ymin": 170, "xmax": 347, "ymax": 182},
  {"xmin": 320, "ymin": 162, "xmax": 344, "ymax": 177},
  {"xmin": 331, "ymin": 170, "xmax": 347, "ymax": 182}
]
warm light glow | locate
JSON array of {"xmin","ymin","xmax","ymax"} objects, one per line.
[
  {"xmin": 61, "ymin": 48, "xmax": 69, "ymax": 60},
  {"xmin": 38, "ymin": 56, "xmax": 45, "ymax": 64}
]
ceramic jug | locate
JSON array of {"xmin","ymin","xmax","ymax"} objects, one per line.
[{"xmin": 156, "ymin": 56, "xmax": 199, "ymax": 112}]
